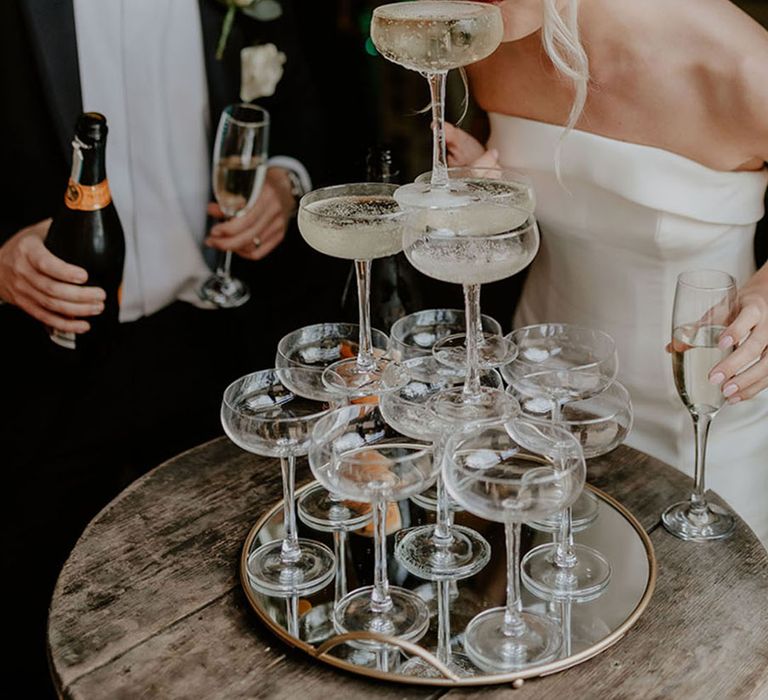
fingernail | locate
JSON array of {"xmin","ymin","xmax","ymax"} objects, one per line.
[
  {"xmin": 727, "ymin": 396, "xmax": 742, "ymax": 405},
  {"xmin": 709, "ymin": 372, "xmax": 725, "ymax": 385},
  {"xmin": 723, "ymin": 383, "xmax": 738, "ymax": 397},
  {"xmin": 75, "ymin": 273, "xmax": 87, "ymax": 283},
  {"xmin": 718, "ymin": 335, "xmax": 734, "ymax": 350}
]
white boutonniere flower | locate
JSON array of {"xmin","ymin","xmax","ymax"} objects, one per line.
[{"xmin": 240, "ymin": 43, "xmax": 286, "ymax": 101}]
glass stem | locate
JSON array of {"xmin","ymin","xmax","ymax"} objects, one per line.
[
  {"xmin": 427, "ymin": 71, "xmax": 449, "ymax": 189},
  {"xmin": 286, "ymin": 595, "xmax": 299, "ymax": 638},
  {"xmin": 280, "ymin": 455, "xmax": 300, "ymax": 564},
  {"xmin": 354, "ymin": 258, "xmax": 375, "ymax": 372},
  {"xmin": 503, "ymin": 521, "xmax": 527, "ymax": 638},
  {"xmin": 436, "ymin": 578, "xmax": 452, "ymax": 666},
  {"xmin": 689, "ymin": 413, "xmax": 713, "ymax": 516},
  {"xmin": 560, "ymin": 599, "xmax": 572, "ymax": 657},
  {"xmin": 370, "ymin": 499, "xmax": 392, "ymax": 614},
  {"xmin": 552, "ymin": 439, "xmax": 577, "ymax": 568},
  {"xmin": 333, "ymin": 530, "xmax": 347, "ymax": 606},
  {"xmin": 217, "ymin": 250, "xmax": 233, "ymax": 280},
  {"xmin": 433, "ymin": 473, "xmax": 454, "ymax": 543},
  {"xmin": 462, "ymin": 283, "xmax": 482, "ymax": 398}
]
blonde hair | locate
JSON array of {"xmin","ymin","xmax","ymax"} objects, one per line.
[{"xmin": 541, "ymin": 0, "xmax": 589, "ymax": 178}]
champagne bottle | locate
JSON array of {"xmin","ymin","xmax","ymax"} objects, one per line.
[{"xmin": 45, "ymin": 112, "xmax": 125, "ymax": 356}]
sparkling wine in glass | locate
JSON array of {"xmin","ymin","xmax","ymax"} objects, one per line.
[
  {"xmin": 398, "ymin": 169, "xmax": 539, "ymax": 422},
  {"xmin": 663, "ymin": 270, "xmax": 738, "ymax": 540},
  {"xmin": 298, "ymin": 183, "xmax": 404, "ymax": 397},
  {"xmin": 200, "ymin": 104, "xmax": 269, "ymax": 308},
  {"xmin": 371, "ymin": 1, "xmax": 503, "ymax": 190}
]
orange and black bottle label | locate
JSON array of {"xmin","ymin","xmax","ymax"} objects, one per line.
[{"xmin": 65, "ymin": 178, "xmax": 112, "ymax": 211}]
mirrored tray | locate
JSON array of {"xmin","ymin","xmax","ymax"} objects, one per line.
[{"xmin": 239, "ymin": 481, "xmax": 656, "ymax": 687}]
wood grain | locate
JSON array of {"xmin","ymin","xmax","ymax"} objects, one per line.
[{"xmin": 48, "ymin": 438, "xmax": 768, "ymax": 699}]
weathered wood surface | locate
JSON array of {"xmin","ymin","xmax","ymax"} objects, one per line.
[{"xmin": 48, "ymin": 439, "xmax": 768, "ymax": 700}]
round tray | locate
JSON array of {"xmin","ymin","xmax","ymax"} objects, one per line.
[{"xmin": 240, "ymin": 481, "xmax": 656, "ymax": 687}]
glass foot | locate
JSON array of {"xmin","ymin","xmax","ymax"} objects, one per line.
[
  {"xmin": 399, "ymin": 651, "xmax": 478, "ymax": 678},
  {"xmin": 198, "ymin": 274, "xmax": 250, "ymax": 308},
  {"xmin": 464, "ymin": 607, "xmax": 561, "ymax": 672},
  {"xmin": 662, "ymin": 501, "xmax": 735, "ymax": 541},
  {"xmin": 322, "ymin": 355, "xmax": 393, "ymax": 398},
  {"xmin": 433, "ymin": 332, "xmax": 517, "ymax": 370},
  {"xmin": 521, "ymin": 543, "xmax": 611, "ymax": 601},
  {"xmin": 395, "ymin": 524, "xmax": 491, "ymax": 581},
  {"xmin": 430, "ymin": 386, "xmax": 519, "ymax": 424},
  {"xmin": 333, "ymin": 586, "xmax": 430, "ymax": 649},
  {"xmin": 297, "ymin": 483, "xmax": 371, "ymax": 532},
  {"xmin": 246, "ymin": 538, "xmax": 335, "ymax": 596},
  {"xmin": 529, "ymin": 490, "xmax": 600, "ymax": 534}
]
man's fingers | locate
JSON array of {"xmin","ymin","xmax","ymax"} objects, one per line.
[
  {"xmin": 17, "ymin": 293, "xmax": 91, "ymax": 333},
  {"xmin": 26, "ymin": 266, "xmax": 105, "ymax": 303},
  {"xmin": 27, "ymin": 238, "xmax": 88, "ymax": 284},
  {"xmin": 207, "ymin": 202, "xmax": 225, "ymax": 219},
  {"xmin": 20, "ymin": 278, "xmax": 104, "ymax": 317},
  {"xmin": 211, "ymin": 211, "xmax": 284, "ymax": 252},
  {"xmin": 208, "ymin": 196, "xmax": 280, "ymax": 239}
]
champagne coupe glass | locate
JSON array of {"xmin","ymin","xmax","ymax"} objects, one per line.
[
  {"xmin": 444, "ymin": 418, "xmax": 586, "ymax": 671},
  {"xmin": 297, "ymin": 183, "xmax": 403, "ymax": 397},
  {"xmin": 200, "ymin": 104, "xmax": 269, "ymax": 308},
  {"xmin": 398, "ymin": 171, "xmax": 539, "ymax": 422},
  {"xmin": 276, "ymin": 322, "xmax": 388, "ymax": 527},
  {"xmin": 513, "ymin": 378, "xmax": 633, "ymax": 534},
  {"xmin": 410, "ymin": 167, "xmax": 535, "ymax": 371},
  {"xmin": 221, "ymin": 367, "xmax": 337, "ymax": 595},
  {"xmin": 662, "ymin": 269, "xmax": 738, "ymax": 540},
  {"xmin": 370, "ymin": 2, "xmax": 503, "ymax": 190},
  {"xmin": 309, "ymin": 404, "xmax": 437, "ymax": 648},
  {"xmin": 503, "ymin": 324, "xmax": 617, "ymax": 600},
  {"xmin": 388, "ymin": 308, "xmax": 501, "ymax": 362}
]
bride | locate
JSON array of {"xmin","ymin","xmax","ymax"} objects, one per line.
[{"xmin": 446, "ymin": 0, "xmax": 768, "ymax": 542}]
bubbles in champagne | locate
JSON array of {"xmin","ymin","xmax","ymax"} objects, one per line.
[
  {"xmin": 298, "ymin": 194, "xmax": 403, "ymax": 260},
  {"xmin": 371, "ymin": 1, "xmax": 503, "ymax": 73}
]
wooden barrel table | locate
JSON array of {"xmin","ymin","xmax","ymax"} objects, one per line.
[{"xmin": 47, "ymin": 438, "xmax": 768, "ymax": 699}]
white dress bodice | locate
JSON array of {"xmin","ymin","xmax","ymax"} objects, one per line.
[{"xmin": 488, "ymin": 113, "xmax": 768, "ymax": 542}]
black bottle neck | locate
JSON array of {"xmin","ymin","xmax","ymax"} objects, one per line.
[
  {"xmin": 71, "ymin": 137, "xmax": 108, "ymax": 186},
  {"xmin": 366, "ymin": 147, "xmax": 399, "ymax": 184}
]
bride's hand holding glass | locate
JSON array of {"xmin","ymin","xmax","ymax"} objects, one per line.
[{"xmin": 707, "ymin": 275, "xmax": 768, "ymax": 405}]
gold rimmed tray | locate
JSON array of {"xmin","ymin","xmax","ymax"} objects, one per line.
[{"xmin": 239, "ymin": 481, "xmax": 656, "ymax": 687}]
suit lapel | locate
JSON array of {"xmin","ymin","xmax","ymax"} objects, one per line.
[
  {"xmin": 198, "ymin": 0, "xmax": 244, "ymax": 140},
  {"xmin": 22, "ymin": 0, "xmax": 82, "ymax": 159}
]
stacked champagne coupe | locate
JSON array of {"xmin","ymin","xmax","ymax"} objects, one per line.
[{"xmin": 221, "ymin": 0, "xmax": 637, "ymax": 679}]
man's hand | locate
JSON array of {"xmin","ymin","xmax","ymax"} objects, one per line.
[
  {"xmin": 205, "ymin": 167, "xmax": 296, "ymax": 261},
  {"xmin": 0, "ymin": 219, "xmax": 105, "ymax": 333}
]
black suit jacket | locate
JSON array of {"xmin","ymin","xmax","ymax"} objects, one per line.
[{"xmin": 0, "ymin": 0, "xmax": 324, "ymax": 244}]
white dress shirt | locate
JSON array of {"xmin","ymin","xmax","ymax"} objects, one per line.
[{"xmin": 74, "ymin": 0, "xmax": 218, "ymax": 321}]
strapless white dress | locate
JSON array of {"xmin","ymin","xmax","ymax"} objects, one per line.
[{"xmin": 488, "ymin": 113, "xmax": 768, "ymax": 543}]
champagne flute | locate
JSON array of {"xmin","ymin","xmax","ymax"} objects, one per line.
[
  {"xmin": 662, "ymin": 269, "xmax": 738, "ymax": 540},
  {"xmin": 200, "ymin": 104, "xmax": 269, "ymax": 308}
]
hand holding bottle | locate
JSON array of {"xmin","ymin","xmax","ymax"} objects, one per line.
[{"xmin": 0, "ymin": 219, "xmax": 105, "ymax": 334}]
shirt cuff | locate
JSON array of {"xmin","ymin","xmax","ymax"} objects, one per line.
[{"xmin": 267, "ymin": 156, "xmax": 312, "ymax": 197}]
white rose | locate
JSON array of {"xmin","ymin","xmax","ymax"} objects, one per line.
[{"xmin": 240, "ymin": 44, "xmax": 286, "ymax": 102}]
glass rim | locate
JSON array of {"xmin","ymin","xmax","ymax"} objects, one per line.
[
  {"xmin": 511, "ymin": 379, "xmax": 632, "ymax": 426},
  {"xmin": 389, "ymin": 308, "xmax": 502, "ymax": 341},
  {"xmin": 372, "ymin": 1, "xmax": 500, "ymax": 19},
  {"xmin": 223, "ymin": 103, "xmax": 270, "ymax": 129},
  {"xmin": 221, "ymin": 368, "xmax": 334, "ymax": 422},
  {"xmin": 332, "ymin": 440, "xmax": 433, "ymax": 467},
  {"xmin": 299, "ymin": 182, "xmax": 402, "ymax": 222},
  {"xmin": 676, "ymin": 269, "xmax": 737, "ymax": 292},
  {"xmin": 276, "ymin": 323, "xmax": 389, "ymax": 363},
  {"xmin": 505, "ymin": 324, "xmax": 616, "ymax": 365}
]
